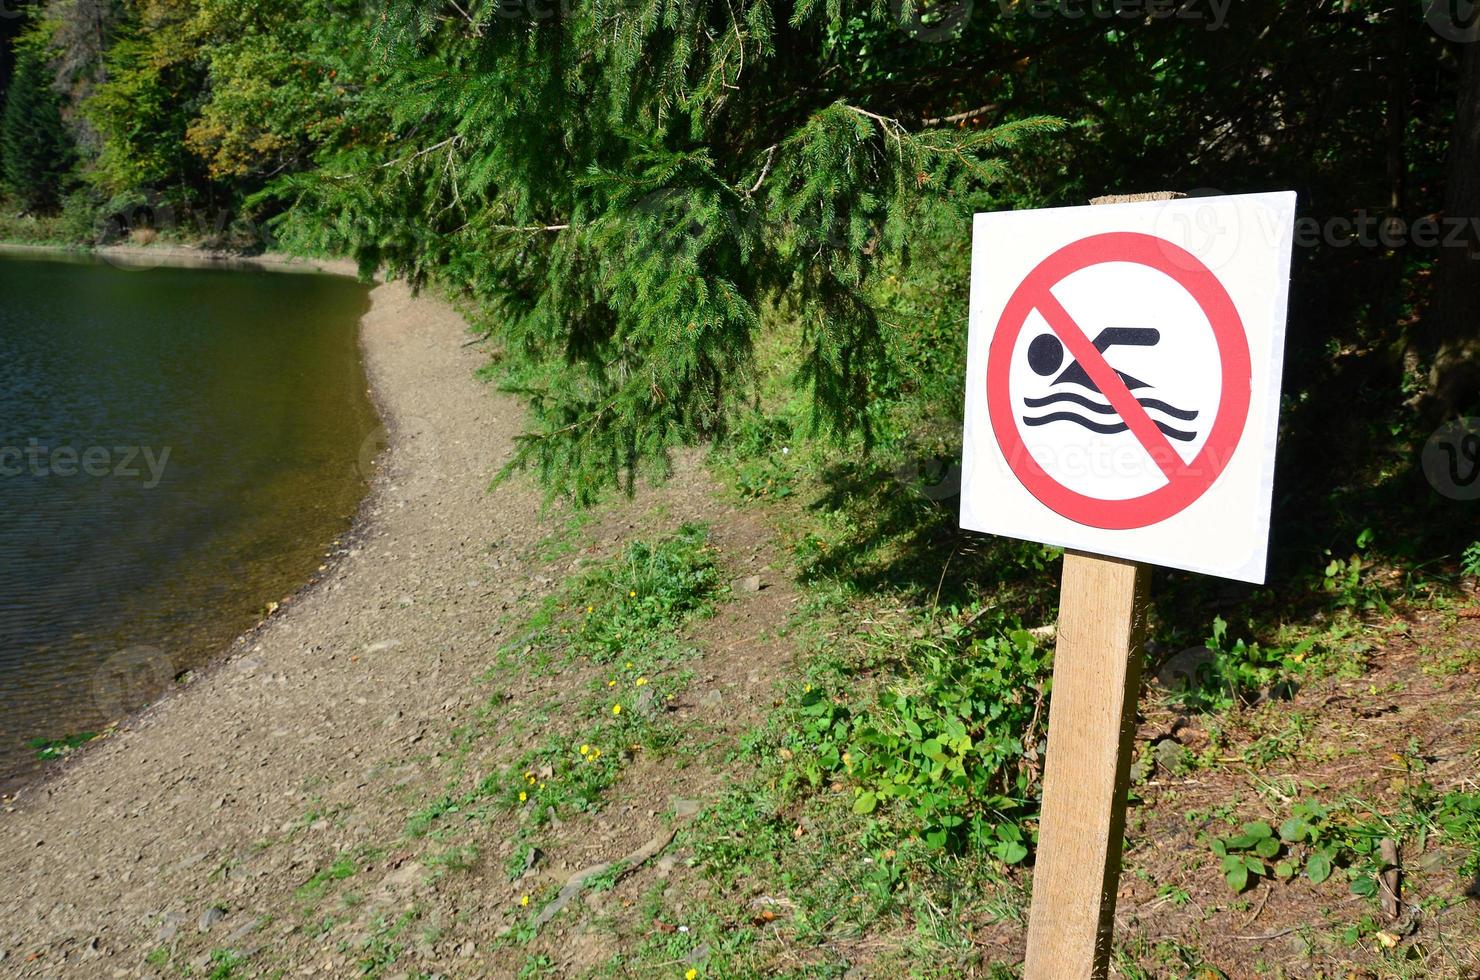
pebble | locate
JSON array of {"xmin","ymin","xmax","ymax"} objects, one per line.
[
  {"xmin": 732, "ymin": 575, "xmax": 763, "ymax": 593},
  {"xmin": 197, "ymin": 906, "xmax": 226, "ymax": 933},
  {"xmin": 155, "ymin": 911, "xmax": 187, "ymax": 943}
]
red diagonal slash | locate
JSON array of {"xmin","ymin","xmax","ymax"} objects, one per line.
[{"xmin": 1032, "ymin": 288, "xmax": 1183, "ymax": 482}]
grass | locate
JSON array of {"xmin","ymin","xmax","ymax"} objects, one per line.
[
  {"xmin": 27, "ymin": 731, "xmax": 98, "ymax": 761},
  {"xmin": 402, "ymin": 523, "xmax": 725, "ymax": 851},
  {"xmin": 556, "ymin": 371, "xmax": 1480, "ymax": 976},
  {"xmin": 295, "ymin": 854, "xmax": 358, "ymax": 905}
]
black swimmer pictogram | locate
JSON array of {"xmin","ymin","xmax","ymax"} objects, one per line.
[{"xmin": 1022, "ymin": 327, "xmax": 1201, "ymax": 441}]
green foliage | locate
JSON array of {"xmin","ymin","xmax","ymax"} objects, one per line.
[
  {"xmin": 254, "ymin": 2, "xmax": 1063, "ymax": 503},
  {"xmin": 27, "ymin": 731, "xmax": 97, "ymax": 760},
  {"xmin": 0, "ymin": 40, "xmax": 74, "ymax": 212},
  {"xmin": 1163, "ymin": 616, "xmax": 1313, "ymax": 715},
  {"xmin": 781, "ymin": 612, "xmax": 1050, "ymax": 854},
  {"xmin": 1209, "ymin": 789, "xmax": 1480, "ymax": 898},
  {"xmin": 295, "ymin": 854, "xmax": 357, "ymax": 903},
  {"xmin": 566, "ymin": 522, "xmax": 724, "ymax": 663},
  {"xmin": 80, "ymin": 1, "xmax": 204, "ymax": 199},
  {"xmin": 1322, "ymin": 527, "xmax": 1391, "ymax": 613},
  {"xmin": 206, "ymin": 948, "xmax": 247, "ymax": 979},
  {"xmin": 1462, "ymin": 541, "xmax": 1480, "ymax": 578},
  {"xmin": 185, "ymin": 0, "xmax": 371, "ymax": 182},
  {"xmin": 1209, "ymin": 804, "xmax": 1340, "ymax": 892}
]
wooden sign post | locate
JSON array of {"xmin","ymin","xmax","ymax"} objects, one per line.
[
  {"xmin": 1021, "ymin": 191, "xmax": 1175, "ymax": 980},
  {"xmin": 958, "ymin": 191, "xmax": 1298, "ymax": 977},
  {"xmin": 1023, "ymin": 552, "xmax": 1149, "ymax": 978}
]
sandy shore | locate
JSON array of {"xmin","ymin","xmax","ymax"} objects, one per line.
[
  {"xmin": 0, "ymin": 242, "xmax": 362, "ymax": 277},
  {"xmin": 0, "ymin": 257, "xmax": 547, "ymax": 973}
]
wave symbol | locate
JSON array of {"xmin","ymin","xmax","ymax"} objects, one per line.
[{"xmin": 1021, "ymin": 392, "xmax": 1200, "ymax": 442}]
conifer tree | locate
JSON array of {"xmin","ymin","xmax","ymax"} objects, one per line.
[
  {"xmin": 264, "ymin": 0, "xmax": 1062, "ymax": 503},
  {"xmin": 0, "ymin": 40, "xmax": 73, "ymax": 213}
]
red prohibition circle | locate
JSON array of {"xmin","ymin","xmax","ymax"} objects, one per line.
[{"xmin": 986, "ymin": 232, "xmax": 1251, "ymax": 530}]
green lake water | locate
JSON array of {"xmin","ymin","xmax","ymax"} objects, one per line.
[{"xmin": 0, "ymin": 254, "xmax": 377, "ymax": 785}]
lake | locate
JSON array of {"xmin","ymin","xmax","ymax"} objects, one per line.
[{"xmin": 0, "ymin": 253, "xmax": 377, "ymax": 785}]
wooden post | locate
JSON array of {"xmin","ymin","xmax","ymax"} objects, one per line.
[
  {"xmin": 1022, "ymin": 190, "xmax": 1179, "ymax": 979},
  {"xmin": 1023, "ymin": 553, "xmax": 1150, "ymax": 978}
]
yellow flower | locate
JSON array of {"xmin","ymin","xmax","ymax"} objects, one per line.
[
  {"xmin": 804, "ymin": 683, "xmax": 813, "ymax": 693},
  {"xmin": 635, "ymin": 677, "xmax": 648, "ymax": 686},
  {"xmin": 586, "ymin": 605, "xmax": 593, "ymax": 614},
  {"xmin": 520, "ymin": 894, "xmax": 530, "ymax": 907},
  {"xmin": 612, "ymin": 704, "xmax": 622, "ymax": 716},
  {"xmin": 842, "ymin": 752, "xmax": 852, "ymax": 767},
  {"xmin": 519, "ymin": 791, "xmax": 527, "ymax": 802},
  {"xmin": 625, "ymin": 661, "xmax": 633, "ymax": 669},
  {"xmin": 629, "ymin": 590, "xmax": 636, "ymax": 597},
  {"xmin": 592, "ymin": 748, "xmax": 602, "ymax": 760},
  {"xmin": 608, "ymin": 679, "xmax": 617, "ymax": 687},
  {"xmin": 579, "ymin": 744, "xmax": 590, "ymax": 756},
  {"xmin": 539, "ymin": 782, "xmax": 545, "ymax": 789},
  {"xmin": 686, "ymin": 970, "xmax": 698, "ymax": 980}
]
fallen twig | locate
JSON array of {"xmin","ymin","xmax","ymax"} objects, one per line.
[
  {"xmin": 1379, "ymin": 838, "xmax": 1402, "ymax": 919},
  {"xmin": 531, "ymin": 826, "xmax": 676, "ymax": 929}
]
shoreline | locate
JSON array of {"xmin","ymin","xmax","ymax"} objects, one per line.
[
  {"xmin": 0, "ymin": 240, "xmax": 363, "ymax": 277},
  {"xmin": 0, "ymin": 253, "xmax": 533, "ymax": 973},
  {"xmin": 0, "ymin": 242, "xmax": 382, "ymax": 797}
]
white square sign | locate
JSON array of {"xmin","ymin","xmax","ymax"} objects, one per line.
[{"xmin": 959, "ymin": 192, "xmax": 1297, "ymax": 583}]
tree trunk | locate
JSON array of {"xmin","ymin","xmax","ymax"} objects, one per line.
[{"xmin": 1430, "ymin": 39, "xmax": 1480, "ymax": 412}]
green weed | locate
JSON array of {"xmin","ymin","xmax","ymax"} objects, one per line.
[{"xmin": 27, "ymin": 731, "xmax": 98, "ymax": 761}]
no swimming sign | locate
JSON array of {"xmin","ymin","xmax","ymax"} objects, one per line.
[{"xmin": 960, "ymin": 192, "xmax": 1298, "ymax": 583}]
